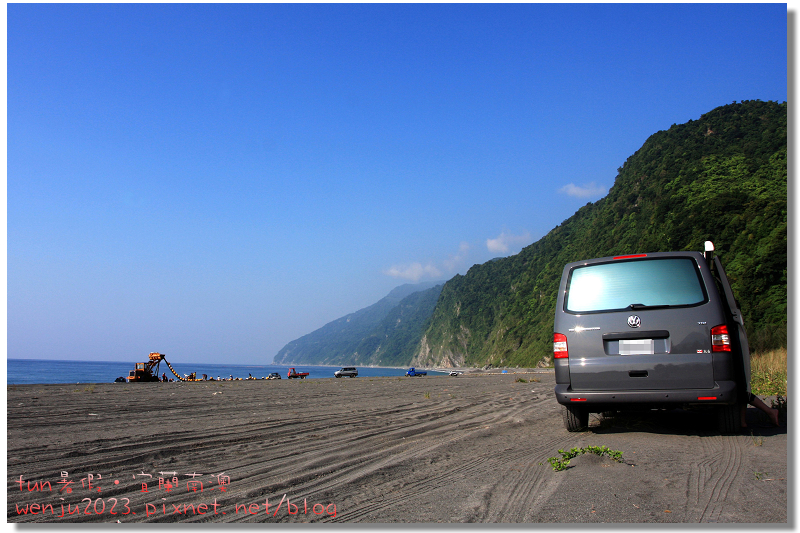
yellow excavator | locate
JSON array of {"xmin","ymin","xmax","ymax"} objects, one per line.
[{"xmin": 127, "ymin": 352, "xmax": 200, "ymax": 382}]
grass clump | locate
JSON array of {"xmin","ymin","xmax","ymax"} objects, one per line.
[
  {"xmin": 546, "ymin": 445, "xmax": 624, "ymax": 472},
  {"xmin": 750, "ymin": 348, "xmax": 787, "ymax": 396}
]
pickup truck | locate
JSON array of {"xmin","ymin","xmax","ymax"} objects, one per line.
[
  {"xmin": 406, "ymin": 367, "xmax": 427, "ymax": 377},
  {"xmin": 287, "ymin": 368, "xmax": 309, "ymax": 379}
]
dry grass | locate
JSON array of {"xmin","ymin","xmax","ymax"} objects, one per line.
[{"xmin": 750, "ymin": 347, "xmax": 787, "ymax": 396}]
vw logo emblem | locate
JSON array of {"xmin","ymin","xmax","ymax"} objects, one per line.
[{"xmin": 627, "ymin": 315, "xmax": 641, "ymax": 328}]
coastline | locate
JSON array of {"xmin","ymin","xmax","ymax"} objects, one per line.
[
  {"xmin": 7, "ymin": 360, "xmax": 450, "ymax": 386},
  {"xmin": 9, "ymin": 358, "xmax": 555, "ymax": 386}
]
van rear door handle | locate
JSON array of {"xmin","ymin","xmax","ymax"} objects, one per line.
[
  {"xmin": 604, "ymin": 330, "xmax": 669, "ymax": 341},
  {"xmin": 628, "ymin": 370, "xmax": 648, "ymax": 378}
]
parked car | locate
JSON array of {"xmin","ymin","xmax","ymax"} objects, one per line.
[
  {"xmin": 267, "ymin": 372, "xmax": 282, "ymax": 380},
  {"xmin": 334, "ymin": 367, "xmax": 358, "ymax": 378},
  {"xmin": 554, "ymin": 242, "xmax": 748, "ymax": 434}
]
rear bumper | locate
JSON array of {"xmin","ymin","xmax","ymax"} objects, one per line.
[{"xmin": 554, "ymin": 380, "xmax": 737, "ymax": 407}]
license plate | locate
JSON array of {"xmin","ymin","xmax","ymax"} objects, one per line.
[{"xmin": 619, "ymin": 339, "xmax": 655, "ymax": 355}]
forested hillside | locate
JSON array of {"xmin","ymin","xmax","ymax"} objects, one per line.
[
  {"xmin": 273, "ymin": 282, "xmax": 443, "ymax": 366},
  {"xmin": 413, "ymin": 100, "xmax": 787, "ymax": 368},
  {"xmin": 349, "ymin": 284, "xmax": 445, "ymax": 367}
]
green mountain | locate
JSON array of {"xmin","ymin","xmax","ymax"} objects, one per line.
[
  {"xmin": 413, "ymin": 100, "xmax": 787, "ymax": 368},
  {"xmin": 273, "ymin": 282, "xmax": 444, "ymax": 366}
]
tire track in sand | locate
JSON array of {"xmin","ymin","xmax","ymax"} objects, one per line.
[{"xmin": 687, "ymin": 435, "xmax": 746, "ymax": 523}]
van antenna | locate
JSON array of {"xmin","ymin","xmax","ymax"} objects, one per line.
[{"xmin": 704, "ymin": 241, "xmax": 715, "ymax": 261}]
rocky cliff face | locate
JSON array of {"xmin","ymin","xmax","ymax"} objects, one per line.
[{"xmin": 411, "ymin": 332, "xmax": 467, "ymax": 368}]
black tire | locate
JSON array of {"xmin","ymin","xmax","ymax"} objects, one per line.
[
  {"xmin": 335, "ymin": 375, "xmax": 341, "ymax": 378},
  {"xmin": 562, "ymin": 404, "xmax": 589, "ymax": 432},
  {"xmin": 718, "ymin": 402, "xmax": 741, "ymax": 434}
]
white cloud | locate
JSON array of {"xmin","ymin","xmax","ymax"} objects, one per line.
[
  {"xmin": 384, "ymin": 262, "xmax": 442, "ymax": 282},
  {"xmin": 442, "ymin": 241, "xmax": 471, "ymax": 271},
  {"xmin": 386, "ymin": 242, "xmax": 472, "ymax": 282},
  {"xmin": 558, "ymin": 182, "xmax": 608, "ymax": 198},
  {"xmin": 486, "ymin": 231, "xmax": 531, "ymax": 254}
]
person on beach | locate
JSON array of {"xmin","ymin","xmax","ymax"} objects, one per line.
[
  {"xmin": 742, "ymin": 393, "xmax": 781, "ymax": 428},
  {"xmin": 733, "ymin": 345, "xmax": 782, "ymax": 429},
  {"xmin": 728, "ymin": 318, "xmax": 781, "ymax": 429}
]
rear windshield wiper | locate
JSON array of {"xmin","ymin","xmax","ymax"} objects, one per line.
[{"xmin": 627, "ymin": 303, "xmax": 671, "ymax": 310}]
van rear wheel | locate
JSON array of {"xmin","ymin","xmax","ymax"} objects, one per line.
[
  {"xmin": 717, "ymin": 402, "xmax": 742, "ymax": 434},
  {"xmin": 562, "ymin": 404, "xmax": 589, "ymax": 432}
]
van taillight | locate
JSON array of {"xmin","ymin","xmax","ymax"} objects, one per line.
[
  {"xmin": 711, "ymin": 325, "xmax": 731, "ymax": 352},
  {"xmin": 554, "ymin": 333, "xmax": 568, "ymax": 359}
]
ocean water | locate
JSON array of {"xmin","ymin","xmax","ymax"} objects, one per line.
[{"xmin": 6, "ymin": 359, "xmax": 445, "ymax": 385}]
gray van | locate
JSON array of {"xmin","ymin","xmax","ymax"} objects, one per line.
[
  {"xmin": 334, "ymin": 367, "xmax": 358, "ymax": 378},
  {"xmin": 553, "ymin": 242, "xmax": 749, "ymax": 433}
]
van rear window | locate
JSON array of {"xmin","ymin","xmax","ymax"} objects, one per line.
[{"xmin": 565, "ymin": 258, "xmax": 706, "ymax": 313}]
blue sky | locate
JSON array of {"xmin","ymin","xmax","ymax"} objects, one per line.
[{"xmin": 8, "ymin": 3, "xmax": 787, "ymax": 364}]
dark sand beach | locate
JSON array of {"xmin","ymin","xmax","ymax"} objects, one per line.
[{"xmin": 7, "ymin": 372, "xmax": 787, "ymax": 523}]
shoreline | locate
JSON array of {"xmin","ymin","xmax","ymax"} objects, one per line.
[{"xmin": 9, "ymin": 358, "xmax": 555, "ymax": 386}]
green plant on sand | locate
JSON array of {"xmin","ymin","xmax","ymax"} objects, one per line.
[{"xmin": 546, "ymin": 445, "xmax": 624, "ymax": 472}]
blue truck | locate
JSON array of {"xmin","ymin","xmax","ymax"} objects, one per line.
[{"xmin": 406, "ymin": 367, "xmax": 427, "ymax": 377}]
